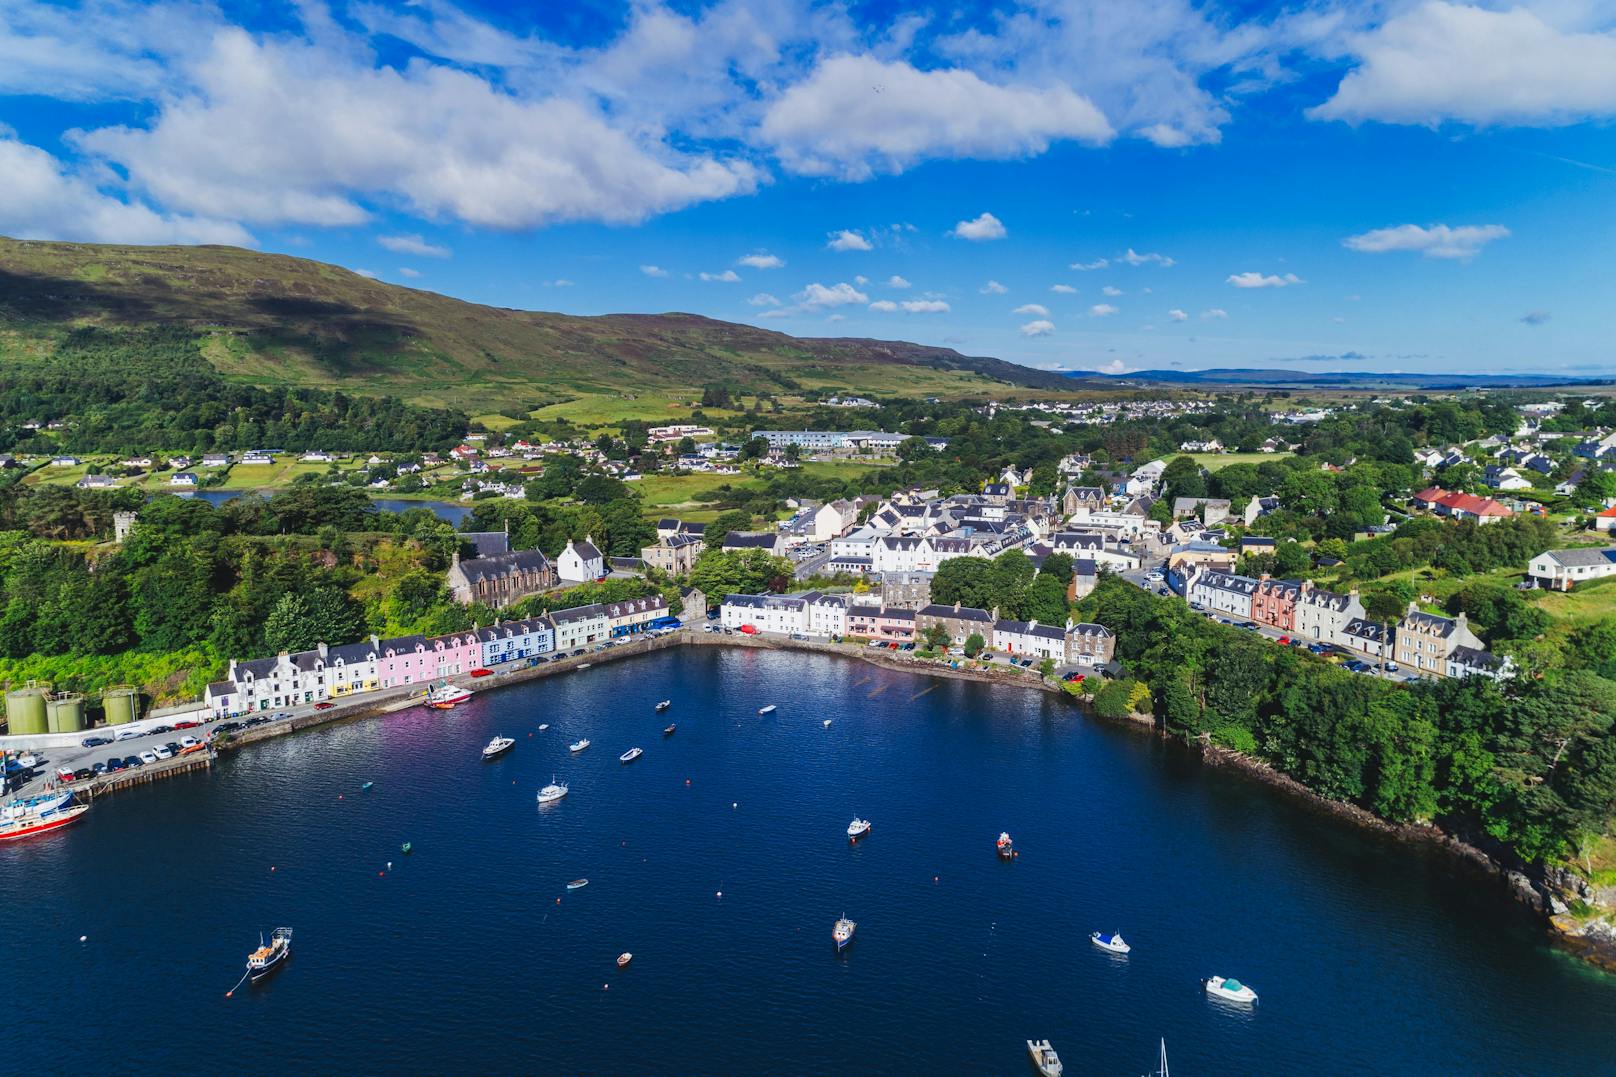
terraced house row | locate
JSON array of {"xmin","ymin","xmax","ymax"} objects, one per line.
[{"xmin": 204, "ymin": 595, "xmax": 671, "ymax": 717}]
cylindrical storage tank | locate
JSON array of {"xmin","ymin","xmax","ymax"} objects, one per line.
[
  {"xmin": 102, "ymin": 685, "xmax": 138, "ymax": 726},
  {"xmin": 6, "ymin": 687, "xmax": 49, "ymax": 736},
  {"xmin": 46, "ymin": 694, "xmax": 86, "ymax": 734}
]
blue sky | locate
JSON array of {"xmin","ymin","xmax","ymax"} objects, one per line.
[{"xmin": 3, "ymin": 0, "xmax": 1615, "ymax": 376}]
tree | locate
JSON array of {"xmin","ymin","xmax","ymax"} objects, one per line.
[
  {"xmin": 707, "ymin": 510, "xmax": 753, "ymax": 543},
  {"xmin": 783, "ymin": 443, "xmax": 802, "ymax": 463},
  {"xmin": 986, "ymin": 550, "xmax": 1036, "ymax": 616},
  {"xmin": 922, "ymin": 623, "xmax": 950, "ymax": 651},
  {"xmin": 1039, "ymin": 551, "xmax": 1075, "ymax": 585},
  {"xmin": 963, "ymin": 632, "xmax": 985, "ymax": 657},
  {"xmin": 1022, "ymin": 574, "xmax": 1070, "ymax": 624},
  {"xmin": 932, "ymin": 556, "xmax": 993, "ymax": 609}
]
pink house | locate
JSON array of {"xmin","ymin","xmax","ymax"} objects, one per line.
[
  {"xmin": 846, "ymin": 605, "xmax": 916, "ymax": 641},
  {"xmin": 377, "ymin": 635, "xmax": 434, "ymax": 689},
  {"xmin": 429, "ymin": 632, "xmax": 482, "ymax": 678}
]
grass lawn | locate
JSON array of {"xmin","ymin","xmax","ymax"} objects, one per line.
[
  {"xmin": 529, "ymin": 391, "xmax": 703, "ymax": 427},
  {"xmin": 1532, "ymin": 575, "xmax": 1616, "ymax": 625},
  {"xmin": 633, "ymin": 472, "xmax": 762, "ymax": 510},
  {"xmin": 1185, "ymin": 451, "xmax": 1294, "ymax": 471}
]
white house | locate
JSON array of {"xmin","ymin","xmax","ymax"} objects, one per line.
[
  {"xmin": 1528, "ymin": 547, "xmax": 1616, "ymax": 591},
  {"xmin": 806, "ymin": 593, "xmax": 849, "ymax": 637},
  {"xmin": 1293, "ymin": 582, "xmax": 1365, "ymax": 646},
  {"xmin": 1188, "ymin": 569, "xmax": 1258, "ymax": 619},
  {"xmin": 557, "ymin": 537, "xmax": 605, "ymax": 583},
  {"xmin": 720, "ymin": 593, "xmax": 809, "ymax": 634},
  {"xmin": 169, "ymin": 472, "xmax": 199, "ymax": 487},
  {"xmin": 546, "ymin": 605, "xmax": 609, "ymax": 651},
  {"xmin": 992, "ymin": 618, "xmax": 1070, "ymax": 662}
]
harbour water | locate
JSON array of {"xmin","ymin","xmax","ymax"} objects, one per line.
[
  {"xmin": 174, "ymin": 489, "xmax": 471, "ymax": 524},
  {"xmin": 7, "ymin": 647, "xmax": 1614, "ymax": 1074}
]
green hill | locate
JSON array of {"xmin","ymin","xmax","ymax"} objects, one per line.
[{"xmin": 0, "ymin": 237, "xmax": 1073, "ymax": 413}]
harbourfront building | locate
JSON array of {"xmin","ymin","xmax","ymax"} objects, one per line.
[
  {"xmin": 446, "ymin": 548, "xmax": 557, "ymax": 606},
  {"xmin": 1187, "ymin": 569, "xmax": 1258, "ymax": 619}
]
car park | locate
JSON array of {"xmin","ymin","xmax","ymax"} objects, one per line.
[
  {"xmin": 124, "ymin": 755, "xmax": 142, "ymax": 768},
  {"xmin": 92, "ymin": 761, "xmax": 108, "ymax": 775},
  {"xmin": 153, "ymin": 744, "xmax": 174, "ymax": 760}
]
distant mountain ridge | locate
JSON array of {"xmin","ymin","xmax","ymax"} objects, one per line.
[
  {"xmin": 0, "ymin": 236, "xmax": 1076, "ymax": 409},
  {"xmin": 1079, "ymin": 367, "xmax": 1614, "ymax": 390}
]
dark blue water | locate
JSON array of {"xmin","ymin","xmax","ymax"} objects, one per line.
[
  {"xmin": 7, "ymin": 648, "xmax": 1613, "ymax": 1075},
  {"xmin": 173, "ymin": 490, "xmax": 470, "ymax": 524}
]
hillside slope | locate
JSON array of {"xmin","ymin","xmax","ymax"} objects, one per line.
[{"xmin": 0, "ymin": 237, "xmax": 1073, "ymax": 409}]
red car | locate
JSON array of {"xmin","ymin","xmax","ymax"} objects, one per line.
[
  {"xmin": 174, "ymin": 720, "xmax": 200, "ymax": 730},
  {"xmin": 470, "ymin": 668, "xmax": 493, "ymax": 678},
  {"xmin": 739, "ymin": 624, "xmax": 758, "ymax": 635},
  {"xmin": 1276, "ymin": 636, "xmax": 1290, "ymax": 645},
  {"xmin": 314, "ymin": 702, "xmax": 335, "ymax": 710}
]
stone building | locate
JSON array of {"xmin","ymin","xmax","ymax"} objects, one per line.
[{"xmin": 446, "ymin": 549, "xmax": 557, "ymax": 607}]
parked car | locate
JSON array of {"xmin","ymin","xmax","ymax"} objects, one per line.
[
  {"xmin": 163, "ymin": 741, "xmax": 183, "ymax": 756},
  {"xmin": 1383, "ymin": 662, "xmax": 1399, "ymax": 672},
  {"xmin": 105, "ymin": 757, "xmax": 127, "ymax": 772},
  {"xmin": 124, "ymin": 755, "xmax": 143, "ymax": 768},
  {"xmin": 139, "ymin": 750, "xmax": 158, "ymax": 765},
  {"xmin": 469, "ymin": 668, "xmax": 493, "ymax": 678},
  {"xmin": 313, "ymin": 702, "xmax": 335, "ymax": 710},
  {"xmin": 153, "ymin": 744, "xmax": 174, "ymax": 760},
  {"xmin": 80, "ymin": 736, "xmax": 111, "ymax": 748},
  {"xmin": 115, "ymin": 728, "xmax": 143, "ymax": 741},
  {"xmin": 180, "ymin": 736, "xmax": 199, "ymax": 749},
  {"xmin": 174, "ymin": 720, "xmax": 200, "ymax": 730},
  {"xmin": 149, "ymin": 724, "xmax": 173, "ymax": 735},
  {"xmin": 73, "ymin": 767, "xmax": 93, "ymax": 781},
  {"xmin": 1308, "ymin": 643, "xmax": 1329, "ymax": 654},
  {"xmin": 1277, "ymin": 636, "xmax": 1291, "ymax": 645},
  {"xmin": 92, "ymin": 761, "xmax": 108, "ymax": 775}
]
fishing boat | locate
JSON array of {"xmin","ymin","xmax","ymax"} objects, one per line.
[
  {"xmin": 0, "ymin": 791, "xmax": 88, "ymax": 843},
  {"xmin": 246, "ymin": 927, "xmax": 293, "ymax": 983},
  {"xmin": 757, "ymin": 704, "xmax": 777, "ymax": 715},
  {"xmin": 567, "ymin": 878, "xmax": 589, "ymax": 890},
  {"xmin": 424, "ymin": 682, "xmax": 472, "ymax": 707},
  {"xmin": 482, "ymin": 736, "xmax": 515, "ymax": 760},
  {"xmin": 569, "ymin": 739, "xmax": 590, "ymax": 753},
  {"xmin": 1091, "ymin": 931, "xmax": 1131, "ymax": 954},
  {"xmin": 996, "ymin": 831, "xmax": 1014, "ymax": 860},
  {"xmin": 663, "ymin": 724, "xmax": 676, "ymax": 736},
  {"xmin": 538, "ymin": 723, "xmax": 549, "ymax": 731},
  {"xmin": 655, "ymin": 700, "xmax": 671, "ymax": 712},
  {"xmin": 1204, "ymin": 975, "xmax": 1258, "ymax": 1004},
  {"xmin": 537, "ymin": 778, "xmax": 569, "ymax": 804},
  {"xmin": 619, "ymin": 747, "xmax": 643, "ymax": 764},
  {"xmin": 1026, "ymin": 1039, "xmax": 1063, "ymax": 1077},
  {"xmin": 401, "ymin": 842, "xmax": 412, "ymax": 854},
  {"xmin": 616, "ymin": 952, "xmax": 633, "ymax": 967},
  {"xmin": 847, "ymin": 818, "xmax": 872, "ymax": 840},
  {"xmin": 832, "ymin": 915, "xmax": 856, "ymax": 953}
]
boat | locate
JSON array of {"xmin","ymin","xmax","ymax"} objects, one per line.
[
  {"xmin": 655, "ymin": 700, "xmax": 671, "ymax": 712},
  {"xmin": 757, "ymin": 704, "xmax": 777, "ymax": 715},
  {"xmin": 619, "ymin": 747, "xmax": 643, "ymax": 764},
  {"xmin": 567, "ymin": 878, "xmax": 589, "ymax": 890},
  {"xmin": 663, "ymin": 724, "xmax": 676, "ymax": 736},
  {"xmin": 847, "ymin": 818, "xmax": 872, "ymax": 840},
  {"xmin": 577, "ymin": 663, "xmax": 592, "ymax": 670},
  {"xmin": 569, "ymin": 739, "xmax": 590, "ymax": 753},
  {"xmin": 1026, "ymin": 1039, "xmax": 1063, "ymax": 1077},
  {"xmin": 361, "ymin": 781, "xmax": 373, "ymax": 791},
  {"xmin": 616, "ymin": 952, "xmax": 633, "ymax": 967},
  {"xmin": 1091, "ymin": 931, "xmax": 1131, "ymax": 954},
  {"xmin": 538, "ymin": 723, "xmax": 549, "ymax": 731},
  {"xmin": 482, "ymin": 736, "xmax": 515, "ymax": 760},
  {"xmin": 424, "ymin": 682, "xmax": 472, "ymax": 707},
  {"xmin": 246, "ymin": 927, "xmax": 293, "ymax": 983},
  {"xmin": 822, "ymin": 719, "xmax": 832, "ymax": 728},
  {"xmin": 0, "ymin": 792, "xmax": 88, "ymax": 843},
  {"xmin": 537, "ymin": 778, "xmax": 569, "ymax": 804},
  {"xmin": 1151, "ymin": 1039, "xmax": 1170, "ymax": 1077},
  {"xmin": 996, "ymin": 831, "xmax": 1014, "ymax": 860},
  {"xmin": 1204, "ymin": 975, "xmax": 1258, "ymax": 1004},
  {"xmin": 833, "ymin": 915, "xmax": 856, "ymax": 953},
  {"xmin": 401, "ymin": 842, "xmax": 412, "ymax": 854}
]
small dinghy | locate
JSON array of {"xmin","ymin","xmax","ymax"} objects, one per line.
[
  {"xmin": 1205, "ymin": 975, "xmax": 1258, "ymax": 1004},
  {"xmin": 401, "ymin": 842, "xmax": 412, "ymax": 854},
  {"xmin": 663, "ymin": 724, "xmax": 676, "ymax": 736},
  {"xmin": 569, "ymin": 739, "xmax": 590, "ymax": 753},
  {"xmin": 757, "ymin": 704, "xmax": 776, "ymax": 715},
  {"xmin": 361, "ymin": 781, "xmax": 373, "ymax": 791},
  {"xmin": 822, "ymin": 719, "xmax": 832, "ymax": 728},
  {"xmin": 619, "ymin": 747, "xmax": 643, "ymax": 764},
  {"xmin": 616, "ymin": 952, "xmax": 632, "ymax": 968},
  {"xmin": 1027, "ymin": 1039, "xmax": 1063, "ymax": 1077},
  {"xmin": 538, "ymin": 723, "xmax": 549, "ymax": 731},
  {"xmin": 567, "ymin": 878, "xmax": 589, "ymax": 890},
  {"xmin": 1091, "ymin": 931, "xmax": 1131, "ymax": 954},
  {"xmin": 655, "ymin": 700, "xmax": 671, "ymax": 712}
]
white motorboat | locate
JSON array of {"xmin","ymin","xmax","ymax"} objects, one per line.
[
  {"xmin": 655, "ymin": 700, "xmax": 671, "ymax": 712},
  {"xmin": 832, "ymin": 915, "xmax": 856, "ymax": 952},
  {"xmin": 538, "ymin": 723, "xmax": 549, "ymax": 731},
  {"xmin": 481, "ymin": 736, "xmax": 514, "ymax": 760},
  {"xmin": 996, "ymin": 831, "xmax": 1014, "ymax": 859},
  {"xmin": 1205, "ymin": 975, "xmax": 1258, "ymax": 1004},
  {"xmin": 16, "ymin": 753, "xmax": 39, "ymax": 770},
  {"xmin": 537, "ymin": 778, "xmax": 569, "ymax": 804},
  {"xmin": 1026, "ymin": 1039, "xmax": 1063, "ymax": 1077},
  {"xmin": 569, "ymin": 739, "xmax": 590, "ymax": 753},
  {"xmin": 619, "ymin": 747, "xmax": 643, "ymax": 764},
  {"xmin": 424, "ymin": 682, "xmax": 472, "ymax": 706},
  {"xmin": 757, "ymin": 704, "xmax": 776, "ymax": 715},
  {"xmin": 1090, "ymin": 931, "xmax": 1131, "ymax": 954},
  {"xmin": 846, "ymin": 818, "xmax": 872, "ymax": 839}
]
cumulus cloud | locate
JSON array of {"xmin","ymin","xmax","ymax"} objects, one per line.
[
  {"xmin": 353, "ymin": 267, "xmax": 380, "ymax": 279},
  {"xmin": 398, "ymin": 267, "xmax": 421, "ymax": 278},
  {"xmin": 901, "ymin": 299, "xmax": 950, "ymax": 313},
  {"xmin": 854, "ymin": 275, "xmax": 869, "ymax": 285},
  {"xmin": 1070, "ymin": 258, "xmax": 1108, "ymax": 271},
  {"xmin": 1167, "ymin": 308, "xmax": 1188, "ymax": 321},
  {"xmin": 1013, "ymin": 303, "xmax": 1050, "ymax": 317},
  {"xmin": 760, "ymin": 55, "xmax": 1111, "ymax": 180},
  {"xmin": 700, "ymin": 269, "xmax": 741, "ymax": 282},
  {"xmin": 379, "ymin": 233, "xmax": 450, "ymax": 257},
  {"xmin": 1312, "ymin": 2, "xmax": 1616, "ymax": 127},
  {"xmin": 1342, "ymin": 223, "xmax": 1510, "ymax": 260},
  {"xmin": 738, "ymin": 252, "xmax": 784, "ymax": 269},
  {"xmin": 1050, "ymin": 284, "xmax": 1077, "ymax": 294},
  {"xmin": 757, "ymin": 309, "xmax": 792, "ymax": 320},
  {"xmin": 950, "ymin": 211, "xmax": 1007, "ymax": 241},
  {"xmin": 980, "ymin": 279, "xmax": 1008, "ymax": 294},
  {"xmin": 640, "ymin": 264, "xmax": 669, "ymax": 277},
  {"xmin": 1227, "ymin": 271, "xmax": 1303, "ymax": 288},
  {"xmin": 0, "ymin": 135, "xmax": 249, "ymax": 245},
  {"xmin": 1098, "ymin": 359, "xmax": 1130, "ymax": 374},
  {"xmin": 1090, "ymin": 303, "xmax": 1119, "ymax": 316},
  {"xmin": 1520, "ymin": 310, "xmax": 1552, "ymax": 326},
  {"xmin": 796, "ymin": 281, "xmax": 869, "ymax": 308},
  {"xmin": 868, "ymin": 299, "xmax": 899, "ymax": 312},
  {"xmin": 1102, "ymin": 285, "xmax": 1123, "ymax": 296},
  {"xmin": 1201, "ymin": 307, "xmax": 1229, "ymax": 319},
  {"xmin": 827, "ymin": 228, "xmax": 872, "ymax": 251},
  {"xmin": 886, "ymin": 275, "xmax": 911, "ymax": 288},
  {"xmin": 748, "ymin": 292, "xmax": 780, "ymax": 306},
  {"xmin": 1118, "ymin": 248, "xmax": 1174, "ymax": 267},
  {"xmin": 1020, "ymin": 319, "xmax": 1056, "ymax": 337}
]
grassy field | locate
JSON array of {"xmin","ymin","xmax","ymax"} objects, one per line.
[
  {"xmin": 1532, "ymin": 575, "xmax": 1616, "ymax": 625},
  {"xmin": 630, "ymin": 459, "xmax": 889, "ymax": 521},
  {"xmin": 1185, "ymin": 451, "xmax": 1293, "ymax": 471}
]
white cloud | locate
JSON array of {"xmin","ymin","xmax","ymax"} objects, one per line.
[
  {"xmin": 981, "ymin": 279, "xmax": 1008, "ymax": 294},
  {"xmin": 640, "ymin": 264, "xmax": 669, "ymax": 277},
  {"xmin": 1227, "ymin": 271, "xmax": 1303, "ymax": 288},
  {"xmin": 827, "ymin": 313, "xmax": 846, "ymax": 322},
  {"xmin": 886, "ymin": 275, "xmax": 911, "ymax": 288},
  {"xmin": 901, "ymin": 299, "xmax": 950, "ymax": 313},
  {"xmin": 1342, "ymin": 223, "xmax": 1510, "ymax": 260},
  {"xmin": 1312, "ymin": 2, "xmax": 1616, "ymax": 127},
  {"xmin": 827, "ymin": 228, "xmax": 872, "ymax": 251},
  {"xmin": 950, "ymin": 211, "xmax": 1007, "ymax": 241},
  {"xmin": 700, "ymin": 269, "xmax": 741, "ymax": 282},
  {"xmin": 1201, "ymin": 307, "xmax": 1229, "ymax": 319},
  {"xmin": 379, "ymin": 233, "xmax": 449, "ymax": 257},
  {"xmin": 1013, "ymin": 303, "xmax": 1050, "ymax": 317},
  {"xmin": 854, "ymin": 275, "xmax": 869, "ymax": 285},
  {"xmin": 1098, "ymin": 359, "xmax": 1130, "ymax": 374},
  {"xmin": 757, "ymin": 309, "xmax": 792, "ymax": 320},
  {"xmin": 1102, "ymin": 285, "xmax": 1123, "ymax": 296},
  {"xmin": 1070, "ymin": 258, "xmax": 1108, "ymax": 271},
  {"xmin": 748, "ymin": 292, "xmax": 781, "ymax": 306},
  {"xmin": 1020, "ymin": 319, "xmax": 1056, "ymax": 337},
  {"xmin": 1521, "ymin": 309, "xmax": 1551, "ymax": 326},
  {"xmin": 760, "ymin": 55, "xmax": 1112, "ymax": 180},
  {"xmin": 1167, "ymin": 309, "xmax": 1188, "ymax": 321},
  {"xmin": 1118, "ymin": 248, "xmax": 1175, "ymax": 267},
  {"xmin": 353, "ymin": 267, "xmax": 380, "ymax": 279},
  {"xmin": 1090, "ymin": 303, "xmax": 1119, "ymax": 316},
  {"xmin": 0, "ymin": 134, "xmax": 250, "ymax": 245},
  {"xmin": 1050, "ymin": 284, "xmax": 1077, "ymax": 294},
  {"xmin": 868, "ymin": 299, "xmax": 899, "ymax": 312},
  {"xmin": 548, "ymin": 278, "xmax": 574, "ymax": 287},
  {"xmin": 398, "ymin": 267, "xmax": 421, "ymax": 278},
  {"xmin": 796, "ymin": 281, "xmax": 869, "ymax": 308},
  {"xmin": 738, "ymin": 252, "xmax": 784, "ymax": 269}
]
